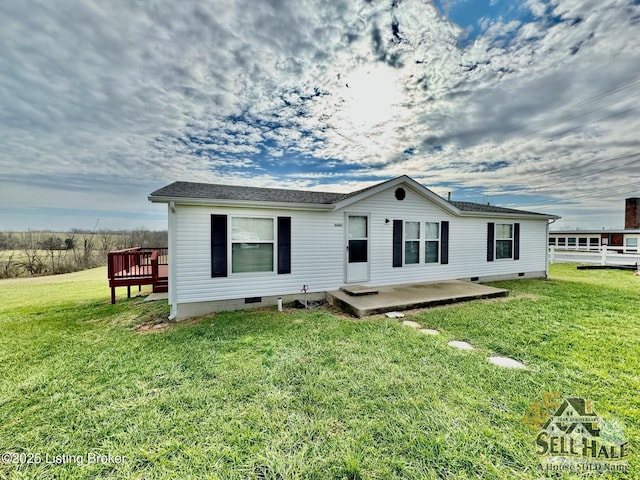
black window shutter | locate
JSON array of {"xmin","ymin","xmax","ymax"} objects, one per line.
[
  {"xmin": 487, "ymin": 222, "xmax": 495, "ymax": 262},
  {"xmin": 211, "ymin": 214, "xmax": 227, "ymax": 277},
  {"xmin": 513, "ymin": 222, "xmax": 520, "ymax": 260},
  {"xmin": 393, "ymin": 220, "xmax": 403, "ymax": 267},
  {"xmin": 440, "ymin": 221, "xmax": 449, "ymax": 265},
  {"xmin": 277, "ymin": 217, "xmax": 291, "ymax": 274}
]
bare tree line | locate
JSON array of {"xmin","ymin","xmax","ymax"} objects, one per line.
[{"xmin": 0, "ymin": 229, "xmax": 167, "ymax": 278}]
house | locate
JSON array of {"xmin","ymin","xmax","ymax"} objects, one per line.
[
  {"xmin": 549, "ymin": 198, "xmax": 640, "ymax": 253},
  {"xmin": 148, "ymin": 176, "xmax": 559, "ymax": 320},
  {"xmin": 541, "ymin": 398, "xmax": 600, "ymax": 438}
]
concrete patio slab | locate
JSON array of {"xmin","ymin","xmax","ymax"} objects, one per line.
[
  {"xmin": 144, "ymin": 292, "xmax": 168, "ymax": 302},
  {"xmin": 327, "ymin": 280, "xmax": 508, "ymax": 317}
]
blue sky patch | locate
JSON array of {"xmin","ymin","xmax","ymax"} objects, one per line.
[{"xmin": 432, "ymin": 0, "xmax": 536, "ymax": 45}]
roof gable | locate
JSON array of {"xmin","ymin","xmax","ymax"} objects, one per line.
[{"xmin": 332, "ymin": 175, "xmax": 461, "ymax": 215}]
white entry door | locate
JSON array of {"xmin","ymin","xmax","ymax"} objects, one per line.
[{"xmin": 346, "ymin": 214, "xmax": 369, "ymax": 283}]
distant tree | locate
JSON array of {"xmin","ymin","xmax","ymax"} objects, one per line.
[
  {"xmin": 0, "ymin": 232, "xmax": 18, "ymax": 250},
  {"xmin": 41, "ymin": 237, "xmax": 65, "ymax": 272},
  {"xmin": 97, "ymin": 229, "xmax": 114, "ymax": 258},
  {"xmin": 18, "ymin": 231, "xmax": 45, "ymax": 275},
  {"xmin": 0, "ymin": 250, "xmax": 16, "ymax": 278}
]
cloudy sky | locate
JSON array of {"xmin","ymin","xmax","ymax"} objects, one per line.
[{"xmin": 1, "ymin": 0, "xmax": 639, "ymax": 231}]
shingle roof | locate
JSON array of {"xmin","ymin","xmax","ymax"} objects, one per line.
[
  {"xmin": 149, "ymin": 178, "xmax": 556, "ymax": 218},
  {"xmin": 149, "ymin": 181, "xmax": 347, "ymax": 205},
  {"xmin": 450, "ymin": 201, "xmax": 548, "ymax": 216}
]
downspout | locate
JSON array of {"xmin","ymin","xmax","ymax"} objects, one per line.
[
  {"xmin": 168, "ymin": 201, "xmax": 178, "ymax": 321},
  {"xmin": 545, "ymin": 218, "xmax": 557, "ymax": 278}
]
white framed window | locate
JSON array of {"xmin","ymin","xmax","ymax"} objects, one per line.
[
  {"xmin": 394, "ymin": 220, "xmax": 448, "ymax": 267},
  {"xmin": 495, "ymin": 224, "xmax": 513, "ymax": 259},
  {"xmin": 568, "ymin": 237, "xmax": 576, "ymax": 248},
  {"xmin": 558, "ymin": 237, "xmax": 566, "ymax": 247},
  {"xmin": 404, "ymin": 221, "xmax": 420, "ymax": 264},
  {"xmin": 626, "ymin": 237, "xmax": 638, "ymax": 253},
  {"xmin": 589, "ymin": 238, "xmax": 600, "ymax": 249},
  {"xmin": 231, "ymin": 217, "xmax": 274, "ymax": 273},
  {"xmin": 578, "ymin": 238, "xmax": 587, "ymax": 248},
  {"xmin": 425, "ymin": 222, "xmax": 440, "ymax": 263}
]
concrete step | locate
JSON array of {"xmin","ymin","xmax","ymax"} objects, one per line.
[{"xmin": 340, "ymin": 285, "xmax": 379, "ymax": 296}]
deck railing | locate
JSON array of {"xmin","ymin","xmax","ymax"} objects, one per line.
[{"xmin": 107, "ymin": 247, "xmax": 168, "ymax": 303}]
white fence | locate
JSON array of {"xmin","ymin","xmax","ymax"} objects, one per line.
[{"xmin": 549, "ymin": 246, "xmax": 640, "ymax": 268}]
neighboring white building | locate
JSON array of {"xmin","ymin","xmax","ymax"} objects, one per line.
[
  {"xmin": 149, "ymin": 175, "xmax": 559, "ymax": 320},
  {"xmin": 548, "ymin": 230, "xmax": 640, "ymax": 253},
  {"xmin": 549, "ymin": 198, "xmax": 640, "ymax": 253}
]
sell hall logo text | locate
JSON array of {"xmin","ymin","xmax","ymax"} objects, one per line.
[{"xmin": 524, "ymin": 393, "xmax": 630, "ymax": 474}]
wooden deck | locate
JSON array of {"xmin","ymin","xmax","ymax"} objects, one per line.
[{"xmin": 107, "ymin": 247, "xmax": 168, "ymax": 304}]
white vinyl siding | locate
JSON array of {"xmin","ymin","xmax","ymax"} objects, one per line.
[
  {"xmin": 339, "ymin": 186, "xmax": 548, "ymax": 287},
  {"xmin": 174, "ymin": 205, "xmax": 343, "ymax": 304},
  {"xmin": 172, "ymin": 184, "xmax": 550, "ymax": 306}
]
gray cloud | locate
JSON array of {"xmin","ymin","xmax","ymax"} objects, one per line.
[{"xmin": 1, "ymin": 0, "xmax": 639, "ymax": 229}]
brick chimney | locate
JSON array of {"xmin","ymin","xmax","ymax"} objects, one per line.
[{"xmin": 625, "ymin": 198, "xmax": 640, "ymax": 229}]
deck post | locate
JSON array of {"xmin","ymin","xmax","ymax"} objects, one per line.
[{"xmin": 111, "ymin": 287, "xmax": 116, "ymax": 304}]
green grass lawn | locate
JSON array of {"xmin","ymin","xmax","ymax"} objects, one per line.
[{"xmin": 0, "ymin": 265, "xmax": 639, "ymax": 479}]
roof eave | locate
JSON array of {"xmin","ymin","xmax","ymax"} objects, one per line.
[
  {"xmin": 148, "ymin": 195, "xmax": 336, "ymax": 211},
  {"xmin": 458, "ymin": 210, "xmax": 561, "ymax": 220}
]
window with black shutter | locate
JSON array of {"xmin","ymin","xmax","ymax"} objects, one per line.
[
  {"xmin": 211, "ymin": 214, "xmax": 228, "ymax": 277},
  {"xmin": 277, "ymin": 217, "xmax": 291, "ymax": 274},
  {"xmin": 211, "ymin": 214, "xmax": 291, "ymax": 276}
]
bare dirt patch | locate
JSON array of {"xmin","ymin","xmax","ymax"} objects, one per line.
[
  {"xmin": 135, "ymin": 322, "xmax": 169, "ymax": 333},
  {"xmin": 133, "ymin": 313, "xmax": 213, "ymax": 333}
]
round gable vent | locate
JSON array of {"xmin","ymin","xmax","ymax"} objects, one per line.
[{"xmin": 395, "ymin": 187, "xmax": 406, "ymax": 201}]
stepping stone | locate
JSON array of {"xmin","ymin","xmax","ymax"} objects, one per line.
[
  {"xmin": 447, "ymin": 340, "xmax": 475, "ymax": 351},
  {"xmin": 386, "ymin": 311, "xmax": 405, "ymax": 318},
  {"xmin": 419, "ymin": 328, "xmax": 440, "ymax": 335},
  {"xmin": 401, "ymin": 320, "xmax": 422, "ymax": 328},
  {"xmin": 488, "ymin": 356, "xmax": 526, "ymax": 369}
]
